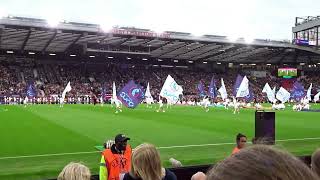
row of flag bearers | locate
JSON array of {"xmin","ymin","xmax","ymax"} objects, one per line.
[{"xmin": 23, "ymin": 74, "xmax": 320, "ymax": 112}]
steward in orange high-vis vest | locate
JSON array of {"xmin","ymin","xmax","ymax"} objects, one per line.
[{"xmin": 100, "ymin": 134, "xmax": 132, "ymax": 180}]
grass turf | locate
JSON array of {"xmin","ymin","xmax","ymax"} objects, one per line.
[{"xmin": 1, "ymin": 104, "xmax": 320, "ymax": 180}]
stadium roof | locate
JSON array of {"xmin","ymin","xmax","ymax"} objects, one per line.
[{"xmin": 1, "ymin": 16, "xmax": 320, "ymax": 64}]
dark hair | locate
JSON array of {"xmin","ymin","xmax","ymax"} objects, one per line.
[
  {"xmin": 312, "ymin": 148, "xmax": 320, "ymax": 177},
  {"xmin": 236, "ymin": 133, "xmax": 246, "ymax": 143},
  {"xmin": 251, "ymin": 137, "xmax": 257, "ymax": 144},
  {"xmin": 207, "ymin": 145, "xmax": 318, "ymax": 180}
]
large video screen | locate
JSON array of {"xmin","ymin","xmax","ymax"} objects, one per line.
[{"xmin": 278, "ymin": 68, "xmax": 297, "ymax": 78}]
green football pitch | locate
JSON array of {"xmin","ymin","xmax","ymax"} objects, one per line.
[{"xmin": 1, "ymin": 104, "xmax": 320, "ymax": 180}]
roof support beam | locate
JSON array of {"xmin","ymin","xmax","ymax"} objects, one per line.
[
  {"xmin": 189, "ymin": 45, "xmax": 221, "ymax": 60},
  {"xmin": 21, "ymin": 28, "xmax": 32, "ymax": 52},
  {"xmin": 157, "ymin": 43, "xmax": 186, "ymax": 57},
  {"xmin": 42, "ymin": 30, "xmax": 57, "ymax": 53},
  {"xmin": 64, "ymin": 33, "xmax": 83, "ymax": 52},
  {"xmin": 171, "ymin": 44, "xmax": 205, "ymax": 59}
]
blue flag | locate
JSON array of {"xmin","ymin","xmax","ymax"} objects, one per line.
[
  {"xmin": 208, "ymin": 77, "xmax": 217, "ymax": 98},
  {"xmin": 26, "ymin": 83, "xmax": 36, "ymax": 97},
  {"xmin": 233, "ymin": 74, "xmax": 243, "ymax": 96},
  {"xmin": 118, "ymin": 80, "xmax": 145, "ymax": 108},
  {"xmin": 197, "ymin": 81, "xmax": 206, "ymax": 97},
  {"xmin": 245, "ymin": 88, "xmax": 254, "ymax": 102},
  {"xmin": 291, "ymin": 81, "xmax": 305, "ymax": 101}
]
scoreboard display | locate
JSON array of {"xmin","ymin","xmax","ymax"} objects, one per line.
[{"xmin": 278, "ymin": 68, "xmax": 297, "ymax": 78}]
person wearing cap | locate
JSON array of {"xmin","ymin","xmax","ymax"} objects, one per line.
[{"xmin": 100, "ymin": 134, "xmax": 132, "ymax": 180}]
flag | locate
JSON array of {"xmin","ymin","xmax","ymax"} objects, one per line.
[
  {"xmin": 160, "ymin": 75, "xmax": 183, "ymax": 104},
  {"xmin": 291, "ymin": 81, "xmax": 305, "ymax": 101},
  {"xmin": 272, "ymin": 86, "xmax": 276, "ymax": 95},
  {"xmin": 62, "ymin": 81, "xmax": 72, "ymax": 100},
  {"xmin": 276, "ymin": 87, "xmax": 290, "ymax": 103},
  {"xmin": 245, "ymin": 88, "xmax": 254, "ymax": 102},
  {"xmin": 145, "ymin": 82, "xmax": 154, "ymax": 102},
  {"xmin": 117, "ymin": 80, "xmax": 145, "ymax": 108},
  {"xmin": 314, "ymin": 92, "xmax": 320, "ymax": 102},
  {"xmin": 112, "ymin": 81, "xmax": 117, "ymax": 99},
  {"xmin": 306, "ymin": 83, "xmax": 313, "ymax": 101},
  {"xmin": 197, "ymin": 81, "xmax": 206, "ymax": 97},
  {"xmin": 218, "ymin": 78, "xmax": 228, "ymax": 100},
  {"xmin": 236, "ymin": 76, "xmax": 250, "ymax": 98},
  {"xmin": 145, "ymin": 83, "xmax": 152, "ymax": 98},
  {"xmin": 26, "ymin": 82, "xmax": 37, "ymax": 97},
  {"xmin": 262, "ymin": 83, "xmax": 275, "ymax": 102},
  {"xmin": 208, "ymin": 77, "xmax": 217, "ymax": 98},
  {"xmin": 233, "ymin": 74, "xmax": 243, "ymax": 96}
]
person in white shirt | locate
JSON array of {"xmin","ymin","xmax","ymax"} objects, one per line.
[
  {"xmin": 233, "ymin": 97, "xmax": 240, "ymax": 114},
  {"xmin": 202, "ymin": 96, "xmax": 210, "ymax": 112},
  {"xmin": 156, "ymin": 98, "xmax": 165, "ymax": 112},
  {"xmin": 255, "ymin": 103, "xmax": 262, "ymax": 110},
  {"xmin": 223, "ymin": 98, "xmax": 230, "ymax": 109},
  {"xmin": 23, "ymin": 96, "xmax": 28, "ymax": 108},
  {"xmin": 100, "ymin": 96, "xmax": 104, "ymax": 106},
  {"xmin": 167, "ymin": 99, "xmax": 173, "ymax": 109},
  {"xmin": 115, "ymin": 98, "xmax": 123, "ymax": 114},
  {"xmin": 278, "ymin": 103, "xmax": 285, "ymax": 110},
  {"xmin": 59, "ymin": 97, "xmax": 64, "ymax": 107},
  {"xmin": 146, "ymin": 97, "xmax": 153, "ymax": 108}
]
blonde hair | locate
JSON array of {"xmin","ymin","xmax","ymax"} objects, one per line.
[
  {"xmin": 312, "ymin": 148, "xmax": 320, "ymax": 177},
  {"xmin": 130, "ymin": 143, "xmax": 164, "ymax": 180},
  {"xmin": 58, "ymin": 162, "xmax": 91, "ymax": 180},
  {"xmin": 207, "ymin": 145, "xmax": 318, "ymax": 180}
]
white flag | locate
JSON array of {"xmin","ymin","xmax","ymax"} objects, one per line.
[
  {"xmin": 262, "ymin": 83, "xmax": 275, "ymax": 103},
  {"xmin": 236, "ymin": 76, "xmax": 249, "ymax": 98},
  {"xmin": 272, "ymin": 86, "xmax": 276, "ymax": 95},
  {"xmin": 276, "ymin": 87, "xmax": 290, "ymax": 103},
  {"xmin": 218, "ymin": 78, "xmax": 228, "ymax": 100},
  {"xmin": 145, "ymin": 83, "xmax": 152, "ymax": 98},
  {"xmin": 160, "ymin": 75, "xmax": 183, "ymax": 104},
  {"xmin": 306, "ymin": 83, "xmax": 312, "ymax": 101},
  {"xmin": 314, "ymin": 92, "xmax": 320, "ymax": 102},
  {"xmin": 62, "ymin": 81, "xmax": 72, "ymax": 100},
  {"xmin": 145, "ymin": 82, "xmax": 154, "ymax": 102},
  {"xmin": 112, "ymin": 81, "xmax": 117, "ymax": 99},
  {"xmin": 262, "ymin": 83, "xmax": 269, "ymax": 93}
]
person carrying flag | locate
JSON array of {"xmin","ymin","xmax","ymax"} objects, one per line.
[
  {"xmin": 233, "ymin": 97, "xmax": 240, "ymax": 114},
  {"xmin": 23, "ymin": 96, "xmax": 28, "ymax": 108},
  {"xmin": 202, "ymin": 96, "xmax": 210, "ymax": 112},
  {"xmin": 115, "ymin": 98, "xmax": 123, "ymax": 114},
  {"xmin": 156, "ymin": 97, "xmax": 165, "ymax": 113}
]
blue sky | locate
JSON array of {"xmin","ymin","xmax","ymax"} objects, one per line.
[{"xmin": 0, "ymin": 0, "xmax": 319, "ymax": 40}]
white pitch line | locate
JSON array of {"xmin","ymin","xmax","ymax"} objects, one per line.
[
  {"xmin": 157, "ymin": 137, "xmax": 320, "ymax": 149},
  {"xmin": 0, "ymin": 151, "xmax": 100, "ymax": 160},
  {"xmin": 157, "ymin": 142, "xmax": 234, "ymax": 149},
  {"xmin": 1, "ymin": 137, "xmax": 320, "ymax": 160},
  {"xmin": 276, "ymin": 137, "xmax": 320, "ymax": 142}
]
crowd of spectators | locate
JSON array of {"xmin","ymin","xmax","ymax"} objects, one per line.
[{"xmin": 0, "ymin": 62, "xmax": 320, "ymax": 104}]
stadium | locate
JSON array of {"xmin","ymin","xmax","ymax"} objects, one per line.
[{"xmin": 1, "ymin": 4, "xmax": 320, "ymax": 180}]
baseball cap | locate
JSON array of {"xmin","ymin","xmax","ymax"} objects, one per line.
[{"xmin": 115, "ymin": 134, "xmax": 130, "ymax": 143}]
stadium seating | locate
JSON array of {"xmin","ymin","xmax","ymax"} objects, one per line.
[{"xmin": 0, "ymin": 60, "xmax": 319, "ymax": 103}]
